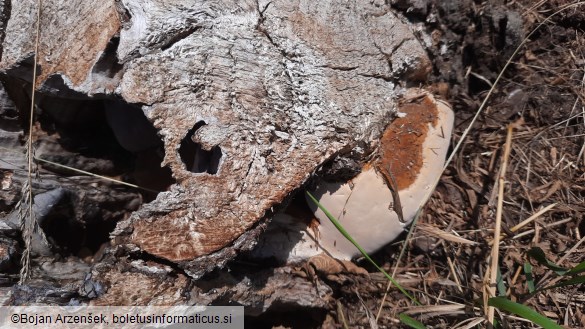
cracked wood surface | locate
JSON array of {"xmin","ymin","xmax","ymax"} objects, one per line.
[{"xmin": 1, "ymin": 0, "xmax": 431, "ymax": 286}]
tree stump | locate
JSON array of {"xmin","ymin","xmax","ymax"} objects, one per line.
[{"xmin": 0, "ymin": 0, "xmax": 432, "ymax": 307}]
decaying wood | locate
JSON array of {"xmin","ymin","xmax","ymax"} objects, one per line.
[{"xmin": 0, "ymin": 0, "xmax": 433, "ymax": 307}]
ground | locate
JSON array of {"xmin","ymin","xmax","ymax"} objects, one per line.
[{"xmin": 276, "ymin": 1, "xmax": 585, "ymax": 328}]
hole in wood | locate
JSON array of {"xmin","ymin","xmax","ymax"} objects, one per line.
[
  {"xmin": 8, "ymin": 91, "xmax": 177, "ymax": 258},
  {"xmin": 91, "ymin": 36, "xmax": 123, "ymax": 79},
  {"xmin": 179, "ymin": 121, "xmax": 223, "ymax": 175},
  {"xmin": 38, "ymin": 189, "xmax": 118, "ymax": 258},
  {"xmin": 34, "ymin": 96, "xmax": 175, "ymax": 199}
]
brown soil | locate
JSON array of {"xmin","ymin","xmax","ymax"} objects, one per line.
[{"xmin": 300, "ymin": 1, "xmax": 585, "ymax": 328}]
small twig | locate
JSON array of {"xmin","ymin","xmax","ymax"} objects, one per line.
[
  {"xmin": 486, "ymin": 124, "xmax": 514, "ymax": 326},
  {"xmin": 507, "ymin": 265, "xmax": 523, "ymax": 296},
  {"xmin": 510, "ymin": 217, "xmax": 573, "ymax": 241},
  {"xmin": 447, "ymin": 256, "xmax": 464, "ymax": 293},
  {"xmin": 508, "ymin": 203, "xmax": 557, "ymax": 233},
  {"xmin": 34, "ymin": 157, "xmax": 159, "ymax": 193},
  {"xmin": 488, "ymin": 203, "xmax": 557, "ymax": 245},
  {"xmin": 0, "ymin": 145, "xmax": 160, "ymax": 193}
]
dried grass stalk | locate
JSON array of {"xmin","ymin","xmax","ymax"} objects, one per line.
[
  {"xmin": 18, "ymin": 0, "xmax": 43, "ymax": 284},
  {"xmin": 485, "ymin": 124, "xmax": 514, "ymax": 325}
]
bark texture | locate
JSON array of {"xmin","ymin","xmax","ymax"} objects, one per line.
[{"xmin": 0, "ymin": 0, "xmax": 431, "ymax": 307}]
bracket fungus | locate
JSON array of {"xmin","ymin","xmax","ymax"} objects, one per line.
[
  {"xmin": 1, "ymin": 0, "xmax": 449, "ymax": 287},
  {"xmin": 252, "ymin": 92, "xmax": 454, "ymax": 262}
]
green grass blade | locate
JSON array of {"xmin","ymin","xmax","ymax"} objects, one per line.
[
  {"xmin": 399, "ymin": 314, "xmax": 427, "ymax": 329},
  {"xmin": 306, "ymin": 191, "xmax": 420, "ymax": 305},
  {"xmin": 488, "ymin": 297, "xmax": 563, "ymax": 329},
  {"xmin": 496, "ymin": 267, "xmax": 507, "ymax": 296},
  {"xmin": 565, "ymin": 260, "xmax": 585, "ymax": 276},
  {"xmin": 526, "ymin": 274, "xmax": 585, "ymax": 298},
  {"xmin": 527, "ymin": 247, "xmax": 568, "ymax": 275},
  {"xmin": 524, "ymin": 262, "xmax": 535, "ymax": 294},
  {"xmin": 546, "ymin": 275, "xmax": 585, "ymax": 290}
]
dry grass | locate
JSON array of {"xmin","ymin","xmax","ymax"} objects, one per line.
[{"xmin": 18, "ymin": 0, "xmax": 44, "ymax": 284}]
